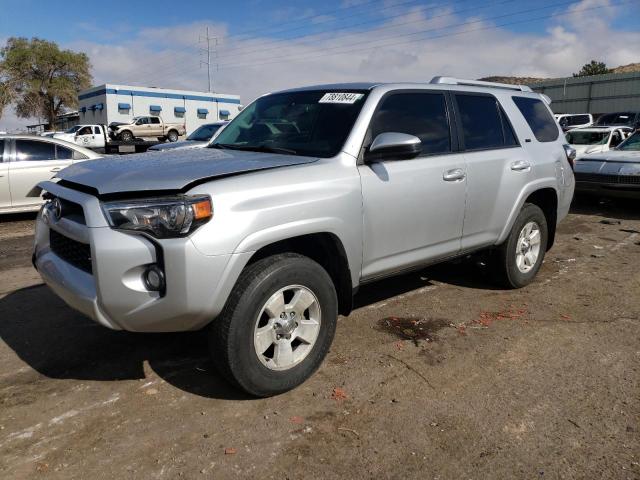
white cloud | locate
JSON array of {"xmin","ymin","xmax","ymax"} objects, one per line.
[{"xmin": 1, "ymin": 0, "xmax": 638, "ymax": 132}]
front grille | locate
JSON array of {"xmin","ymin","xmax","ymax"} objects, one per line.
[
  {"xmin": 49, "ymin": 230, "xmax": 92, "ymax": 274},
  {"xmin": 575, "ymin": 172, "xmax": 640, "ymax": 185}
]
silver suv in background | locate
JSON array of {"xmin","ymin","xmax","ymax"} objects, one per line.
[{"xmin": 33, "ymin": 77, "xmax": 574, "ymax": 396}]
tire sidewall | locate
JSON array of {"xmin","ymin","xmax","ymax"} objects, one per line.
[
  {"xmin": 504, "ymin": 204, "xmax": 548, "ymax": 288},
  {"xmin": 223, "ymin": 257, "xmax": 337, "ymax": 396}
]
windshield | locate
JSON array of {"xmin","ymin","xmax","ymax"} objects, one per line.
[
  {"xmin": 595, "ymin": 113, "xmax": 634, "ymax": 126},
  {"xmin": 211, "ymin": 90, "xmax": 368, "ymax": 157},
  {"xmin": 616, "ymin": 132, "xmax": 640, "ymax": 151},
  {"xmin": 565, "ymin": 131, "xmax": 609, "ymax": 145},
  {"xmin": 65, "ymin": 125, "xmax": 81, "ymax": 134},
  {"xmin": 187, "ymin": 124, "xmax": 223, "ymax": 141}
]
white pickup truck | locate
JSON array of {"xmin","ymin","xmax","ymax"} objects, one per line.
[{"xmin": 54, "ymin": 125, "xmax": 109, "ymax": 149}]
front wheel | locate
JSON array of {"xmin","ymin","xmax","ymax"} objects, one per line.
[
  {"xmin": 209, "ymin": 253, "xmax": 338, "ymax": 397},
  {"xmin": 492, "ymin": 203, "xmax": 548, "ymax": 288}
]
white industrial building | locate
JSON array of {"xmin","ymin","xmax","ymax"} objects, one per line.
[{"xmin": 77, "ymin": 84, "xmax": 242, "ymax": 134}]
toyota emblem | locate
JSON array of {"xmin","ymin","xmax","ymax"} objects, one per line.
[{"xmin": 52, "ymin": 198, "xmax": 62, "ymax": 220}]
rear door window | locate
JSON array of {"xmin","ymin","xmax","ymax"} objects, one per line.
[
  {"xmin": 56, "ymin": 145, "xmax": 74, "ymax": 160},
  {"xmin": 455, "ymin": 94, "xmax": 511, "ymax": 150},
  {"xmin": 512, "ymin": 96, "xmax": 559, "ymax": 142},
  {"xmin": 15, "ymin": 140, "xmax": 57, "ymax": 161},
  {"xmin": 370, "ymin": 92, "xmax": 451, "ymax": 155},
  {"xmin": 150, "ymin": 117, "xmax": 161, "ymax": 124}
]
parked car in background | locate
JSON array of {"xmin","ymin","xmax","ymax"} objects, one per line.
[
  {"xmin": 555, "ymin": 113, "xmax": 593, "ymax": 132},
  {"xmin": 148, "ymin": 122, "xmax": 227, "ymax": 152},
  {"xmin": 565, "ymin": 126, "xmax": 632, "ymax": 158},
  {"xmin": 33, "ymin": 77, "xmax": 574, "ymax": 396},
  {"xmin": 109, "ymin": 116, "xmax": 186, "ymax": 143},
  {"xmin": 573, "ymin": 131, "xmax": 640, "ymax": 198},
  {"xmin": 0, "ymin": 135, "xmax": 99, "ymax": 214},
  {"xmin": 594, "ymin": 111, "xmax": 640, "ymax": 129}
]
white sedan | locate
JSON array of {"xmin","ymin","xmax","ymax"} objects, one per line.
[
  {"xmin": 565, "ymin": 126, "xmax": 633, "ymax": 158},
  {"xmin": 0, "ymin": 135, "xmax": 100, "ymax": 214}
]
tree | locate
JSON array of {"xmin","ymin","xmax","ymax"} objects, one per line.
[
  {"xmin": 573, "ymin": 60, "xmax": 611, "ymax": 77},
  {"xmin": 0, "ymin": 37, "xmax": 92, "ymax": 126}
]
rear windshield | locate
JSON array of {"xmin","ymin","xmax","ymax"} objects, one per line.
[
  {"xmin": 211, "ymin": 90, "xmax": 368, "ymax": 158},
  {"xmin": 565, "ymin": 131, "xmax": 609, "ymax": 145},
  {"xmin": 595, "ymin": 112, "xmax": 635, "ymax": 126},
  {"xmin": 187, "ymin": 124, "xmax": 223, "ymax": 142},
  {"xmin": 512, "ymin": 96, "xmax": 559, "ymax": 142},
  {"xmin": 617, "ymin": 132, "xmax": 640, "ymax": 151}
]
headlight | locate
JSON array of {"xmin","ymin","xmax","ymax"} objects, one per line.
[{"xmin": 102, "ymin": 195, "xmax": 212, "ymax": 238}]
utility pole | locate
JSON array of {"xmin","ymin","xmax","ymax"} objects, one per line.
[{"xmin": 199, "ymin": 27, "xmax": 217, "ymax": 93}]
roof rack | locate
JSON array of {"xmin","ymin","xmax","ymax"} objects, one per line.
[{"xmin": 430, "ymin": 76, "xmax": 533, "ymax": 92}]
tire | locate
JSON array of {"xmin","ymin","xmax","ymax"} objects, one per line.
[
  {"xmin": 492, "ymin": 203, "xmax": 548, "ymax": 289},
  {"xmin": 167, "ymin": 130, "xmax": 179, "ymax": 142},
  {"xmin": 120, "ymin": 130, "xmax": 133, "ymax": 142},
  {"xmin": 209, "ymin": 253, "xmax": 338, "ymax": 397}
]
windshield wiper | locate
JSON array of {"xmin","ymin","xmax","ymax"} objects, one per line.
[{"xmin": 210, "ymin": 143, "xmax": 297, "ymax": 155}]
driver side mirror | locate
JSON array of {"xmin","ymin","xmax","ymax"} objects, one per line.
[{"xmin": 365, "ymin": 132, "xmax": 422, "ymax": 162}]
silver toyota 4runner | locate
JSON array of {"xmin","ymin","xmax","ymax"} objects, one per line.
[{"xmin": 33, "ymin": 77, "xmax": 575, "ymax": 396}]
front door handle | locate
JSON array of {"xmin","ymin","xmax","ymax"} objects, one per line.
[
  {"xmin": 511, "ymin": 160, "xmax": 531, "ymax": 171},
  {"xmin": 443, "ymin": 168, "xmax": 466, "ymax": 181}
]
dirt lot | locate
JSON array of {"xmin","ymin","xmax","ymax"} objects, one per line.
[{"xmin": 0, "ymin": 198, "xmax": 639, "ymax": 479}]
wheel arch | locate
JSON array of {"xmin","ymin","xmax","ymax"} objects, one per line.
[
  {"xmin": 245, "ymin": 233, "xmax": 354, "ymax": 317},
  {"xmin": 498, "ymin": 180, "xmax": 559, "ymax": 250}
]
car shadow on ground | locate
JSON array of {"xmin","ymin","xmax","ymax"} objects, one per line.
[
  {"xmin": 0, "ymin": 285, "xmax": 251, "ymax": 400},
  {"xmin": 0, "ymin": 211, "xmax": 37, "ymax": 223},
  {"xmin": 0, "ymin": 263, "xmax": 499, "ymax": 401},
  {"xmin": 571, "ymin": 195, "xmax": 640, "ymax": 221}
]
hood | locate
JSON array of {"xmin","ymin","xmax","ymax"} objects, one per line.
[
  {"xmin": 573, "ymin": 144, "xmax": 606, "ymax": 157},
  {"xmin": 53, "ymin": 133, "xmax": 75, "ymax": 141},
  {"xmin": 579, "ymin": 150, "xmax": 640, "ymax": 164},
  {"xmin": 56, "ymin": 147, "xmax": 319, "ymax": 195},
  {"xmin": 149, "ymin": 140, "xmax": 207, "ymax": 151},
  {"xmin": 109, "ymin": 122, "xmax": 129, "ymax": 129}
]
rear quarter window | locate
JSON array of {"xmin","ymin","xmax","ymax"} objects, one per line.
[{"xmin": 512, "ymin": 96, "xmax": 559, "ymax": 142}]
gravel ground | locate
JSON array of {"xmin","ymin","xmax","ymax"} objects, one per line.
[{"xmin": 0, "ymin": 197, "xmax": 639, "ymax": 479}]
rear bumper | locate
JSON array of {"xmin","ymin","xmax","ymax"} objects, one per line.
[{"xmin": 33, "ymin": 182, "xmax": 252, "ymax": 332}]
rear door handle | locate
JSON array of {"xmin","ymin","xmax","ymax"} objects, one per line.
[
  {"xmin": 511, "ymin": 160, "xmax": 531, "ymax": 171},
  {"xmin": 50, "ymin": 167, "xmax": 63, "ymax": 172},
  {"xmin": 443, "ymin": 168, "xmax": 466, "ymax": 181}
]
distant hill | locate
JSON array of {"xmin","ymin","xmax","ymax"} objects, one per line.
[
  {"xmin": 612, "ymin": 62, "xmax": 640, "ymax": 73},
  {"xmin": 479, "ymin": 62, "xmax": 640, "ymax": 85}
]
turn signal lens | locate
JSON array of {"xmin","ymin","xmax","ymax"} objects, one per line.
[{"xmin": 192, "ymin": 198, "xmax": 213, "ymax": 220}]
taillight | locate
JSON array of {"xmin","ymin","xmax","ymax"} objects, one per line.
[{"xmin": 563, "ymin": 144, "xmax": 577, "ymax": 169}]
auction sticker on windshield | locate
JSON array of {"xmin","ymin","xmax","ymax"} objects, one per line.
[{"xmin": 319, "ymin": 93, "xmax": 364, "ymax": 104}]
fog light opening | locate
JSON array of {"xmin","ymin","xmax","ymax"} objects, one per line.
[{"xmin": 143, "ymin": 265, "xmax": 165, "ymax": 292}]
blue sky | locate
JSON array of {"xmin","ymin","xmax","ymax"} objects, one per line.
[
  {"xmin": 1, "ymin": 0, "xmax": 639, "ymax": 130},
  {"xmin": 2, "ymin": 0, "xmax": 639, "ymax": 45}
]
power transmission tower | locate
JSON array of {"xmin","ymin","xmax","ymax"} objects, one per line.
[{"xmin": 199, "ymin": 27, "xmax": 217, "ymax": 92}]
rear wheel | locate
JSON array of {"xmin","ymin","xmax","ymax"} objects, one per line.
[
  {"xmin": 120, "ymin": 130, "xmax": 133, "ymax": 142},
  {"xmin": 167, "ymin": 130, "xmax": 179, "ymax": 142},
  {"xmin": 209, "ymin": 253, "xmax": 338, "ymax": 397},
  {"xmin": 493, "ymin": 203, "xmax": 548, "ymax": 288}
]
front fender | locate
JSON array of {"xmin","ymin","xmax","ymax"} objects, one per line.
[
  {"xmin": 496, "ymin": 178, "xmax": 559, "ymax": 244},
  {"xmin": 233, "ymin": 217, "xmax": 360, "ymax": 287}
]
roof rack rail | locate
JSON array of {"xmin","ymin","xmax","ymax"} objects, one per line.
[{"xmin": 430, "ymin": 76, "xmax": 533, "ymax": 92}]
